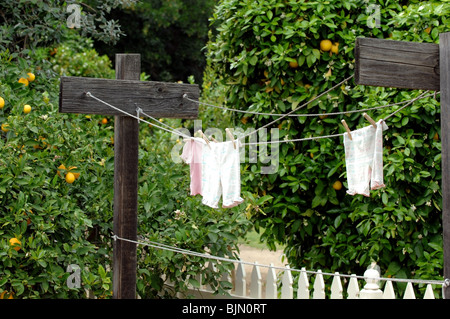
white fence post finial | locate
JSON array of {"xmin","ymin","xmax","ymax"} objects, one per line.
[{"xmin": 360, "ymin": 262, "xmax": 383, "ymax": 299}]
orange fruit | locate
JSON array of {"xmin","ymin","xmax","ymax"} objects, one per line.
[
  {"xmin": 65, "ymin": 172, "xmax": 75, "ymax": 184},
  {"xmin": 23, "ymin": 104, "xmax": 31, "ymax": 114},
  {"xmin": 0, "ymin": 291, "xmax": 13, "ymax": 299},
  {"xmin": 319, "ymin": 113, "xmax": 328, "ymax": 120},
  {"xmin": 331, "ymin": 42, "xmax": 339, "ymax": 54},
  {"xmin": 101, "ymin": 118, "xmax": 108, "ymax": 125},
  {"xmin": 332, "ymin": 180, "xmax": 342, "ymax": 191},
  {"xmin": 289, "ymin": 60, "xmax": 299, "ymax": 68},
  {"xmin": 433, "ymin": 132, "xmax": 439, "ymax": 141},
  {"xmin": 0, "ymin": 97, "xmax": 4, "ymax": 109},
  {"xmin": 320, "ymin": 39, "xmax": 333, "ymax": 51},
  {"xmin": 9, "ymin": 238, "xmax": 21, "ymax": 251},
  {"xmin": 27, "ymin": 72, "xmax": 35, "ymax": 82},
  {"xmin": 18, "ymin": 78, "xmax": 29, "ymax": 86},
  {"xmin": 1, "ymin": 123, "xmax": 9, "ymax": 132},
  {"xmin": 57, "ymin": 164, "xmax": 66, "ymax": 177}
]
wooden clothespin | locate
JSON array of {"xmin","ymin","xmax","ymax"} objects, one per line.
[
  {"xmin": 225, "ymin": 128, "xmax": 236, "ymax": 149},
  {"xmin": 363, "ymin": 113, "xmax": 377, "ymax": 128},
  {"xmin": 341, "ymin": 120, "xmax": 352, "ymax": 140},
  {"xmin": 197, "ymin": 130, "xmax": 211, "ymax": 147}
]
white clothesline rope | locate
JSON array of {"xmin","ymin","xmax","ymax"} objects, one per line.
[
  {"xmin": 112, "ymin": 234, "xmax": 447, "ymax": 288},
  {"xmin": 85, "ymin": 92, "xmax": 194, "ymax": 141},
  {"xmin": 237, "ymin": 75, "xmax": 354, "ymax": 140},
  {"xmin": 86, "ymin": 89, "xmax": 434, "ymax": 146},
  {"xmin": 183, "ymin": 92, "xmax": 437, "ymax": 118}
]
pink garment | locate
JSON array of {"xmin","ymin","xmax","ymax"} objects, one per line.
[{"xmin": 181, "ymin": 138, "xmax": 203, "ymax": 196}]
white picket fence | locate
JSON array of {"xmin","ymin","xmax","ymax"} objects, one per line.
[{"xmin": 176, "ymin": 261, "xmax": 441, "ymax": 299}]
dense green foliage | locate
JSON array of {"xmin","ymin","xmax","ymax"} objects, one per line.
[
  {"xmin": 0, "ymin": 36, "xmax": 117, "ymax": 298},
  {"xmin": 0, "ymin": 0, "xmax": 134, "ymax": 54},
  {"xmin": 0, "ymin": 1, "xmax": 250, "ymax": 299},
  {"xmin": 205, "ymin": 0, "xmax": 449, "ymax": 290},
  {"xmin": 94, "ymin": 0, "xmax": 216, "ymax": 84}
]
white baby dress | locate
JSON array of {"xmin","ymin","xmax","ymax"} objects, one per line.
[
  {"xmin": 343, "ymin": 119, "xmax": 388, "ymax": 196},
  {"xmin": 181, "ymin": 138, "xmax": 243, "ymax": 208}
]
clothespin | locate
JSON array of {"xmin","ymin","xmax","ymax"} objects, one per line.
[
  {"xmin": 197, "ymin": 130, "xmax": 211, "ymax": 147},
  {"xmin": 135, "ymin": 104, "xmax": 143, "ymax": 122},
  {"xmin": 341, "ymin": 120, "xmax": 352, "ymax": 140},
  {"xmin": 225, "ymin": 128, "xmax": 236, "ymax": 149},
  {"xmin": 363, "ymin": 113, "xmax": 377, "ymax": 128}
]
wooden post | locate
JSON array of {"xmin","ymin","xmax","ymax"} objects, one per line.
[
  {"xmin": 59, "ymin": 53, "xmax": 199, "ymax": 299},
  {"xmin": 355, "ymin": 33, "xmax": 450, "ymax": 298},
  {"xmin": 440, "ymin": 33, "xmax": 450, "ymax": 299},
  {"xmin": 112, "ymin": 54, "xmax": 140, "ymax": 299}
]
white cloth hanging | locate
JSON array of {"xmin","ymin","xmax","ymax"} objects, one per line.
[{"xmin": 343, "ymin": 120, "xmax": 388, "ymax": 197}]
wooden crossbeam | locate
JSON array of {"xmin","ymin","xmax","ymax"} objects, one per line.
[
  {"xmin": 59, "ymin": 76, "xmax": 199, "ymax": 118},
  {"xmin": 355, "ymin": 37, "xmax": 440, "ymax": 91}
]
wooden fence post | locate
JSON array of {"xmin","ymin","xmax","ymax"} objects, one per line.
[
  {"xmin": 440, "ymin": 32, "xmax": 450, "ymax": 299},
  {"xmin": 112, "ymin": 54, "xmax": 140, "ymax": 299}
]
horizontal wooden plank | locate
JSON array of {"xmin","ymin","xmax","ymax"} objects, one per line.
[
  {"xmin": 59, "ymin": 76, "xmax": 199, "ymax": 118},
  {"xmin": 355, "ymin": 37, "xmax": 440, "ymax": 90}
]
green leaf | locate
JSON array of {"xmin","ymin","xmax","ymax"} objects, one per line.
[
  {"xmin": 257, "ymin": 195, "xmax": 273, "ymax": 205},
  {"xmin": 312, "ymin": 195, "xmax": 323, "ymax": 208},
  {"xmin": 306, "ymin": 54, "xmax": 316, "ymax": 67},
  {"xmin": 334, "ymin": 214, "xmax": 342, "ymax": 228},
  {"xmin": 208, "ymin": 232, "xmax": 218, "ymax": 242},
  {"xmin": 249, "ymin": 55, "xmax": 258, "ymax": 66},
  {"xmin": 189, "ymin": 277, "xmax": 200, "ymax": 288},
  {"xmin": 382, "ymin": 192, "xmax": 389, "ymax": 205}
]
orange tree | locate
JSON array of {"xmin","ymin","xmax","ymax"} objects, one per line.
[
  {"xmin": 0, "ymin": 37, "xmax": 117, "ymax": 298},
  {"xmin": 0, "ymin": 0, "xmax": 131, "ymax": 298},
  {"xmin": 205, "ymin": 0, "xmax": 448, "ymax": 290}
]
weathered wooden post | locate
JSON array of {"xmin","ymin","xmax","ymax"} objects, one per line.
[
  {"xmin": 112, "ymin": 54, "xmax": 140, "ymax": 299},
  {"xmin": 59, "ymin": 53, "xmax": 199, "ymax": 298},
  {"xmin": 439, "ymin": 32, "xmax": 450, "ymax": 299},
  {"xmin": 355, "ymin": 33, "xmax": 448, "ymax": 298}
]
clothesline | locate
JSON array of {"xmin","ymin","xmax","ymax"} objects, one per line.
[
  {"xmin": 237, "ymin": 75, "xmax": 354, "ymax": 140},
  {"xmin": 242, "ymin": 90, "xmax": 432, "ymax": 145},
  {"xmin": 87, "ymin": 81, "xmax": 446, "ymax": 292},
  {"xmin": 86, "ymin": 88, "xmax": 436, "ymax": 147},
  {"xmin": 112, "ymin": 233, "xmax": 447, "ymax": 288},
  {"xmin": 183, "ymin": 91, "xmax": 436, "ymax": 118}
]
